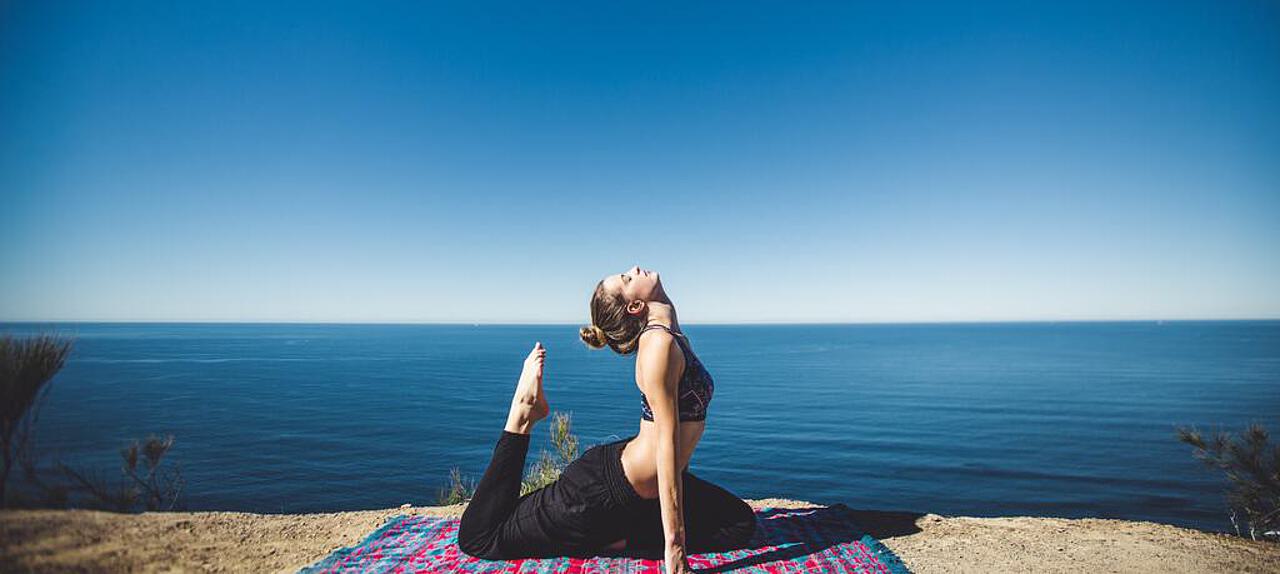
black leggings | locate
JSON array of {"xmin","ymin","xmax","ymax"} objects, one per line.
[{"xmin": 458, "ymin": 430, "xmax": 756, "ymax": 560}]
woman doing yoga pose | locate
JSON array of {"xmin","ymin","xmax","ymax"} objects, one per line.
[{"xmin": 458, "ymin": 266, "xmax": 755, "ymax": 573}]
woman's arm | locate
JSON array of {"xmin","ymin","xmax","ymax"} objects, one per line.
[{"xmin": 637, "ymin": 333, "xmax": 688, "ymax": 565}]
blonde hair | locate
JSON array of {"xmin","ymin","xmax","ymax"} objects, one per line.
[{"xmin": 578, "ymin": 279, "xmax": 646, "ymax": 355}]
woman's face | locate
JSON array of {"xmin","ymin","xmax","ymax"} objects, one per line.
[{"xmin": 603, "ymin": 265, "xmax": 661, "ymax": 304}]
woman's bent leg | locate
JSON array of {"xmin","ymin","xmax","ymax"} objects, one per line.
[
  {"xmin": 681, "ymin": 472, "xmax": 757, "ymax": 553},
  {"xmin": 457, "ymin": 430, "xmax": 531, "ymax": 558},
  {"xmin": 618, "ymin": 471, "xmax": 756, "ymax": 558}
]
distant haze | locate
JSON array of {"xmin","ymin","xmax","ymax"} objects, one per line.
[{"xmin": 2, "ymin": 2, "xmax": 1277, "ymax": 323}]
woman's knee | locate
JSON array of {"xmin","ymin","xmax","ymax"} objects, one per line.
[
  {"xmin": 456, "ymin": 530, "xmax": 487, "ymax": 559},
  {"xmin": 685, "ymin": 500, "xmax": 757, "ymax": 551},
  {"xmin": 457, "ymin": 519, "xmax": 501, "ymax": 559}
]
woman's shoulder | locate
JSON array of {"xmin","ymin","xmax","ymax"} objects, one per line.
[
  {"xmin": 636, "ymin": 326, "xmax": 687, "ymax": 362},
  {"xmin": 637, "ymin": 326, "xmax": 676, "ymax": 348},
  {"xmin": 639, "ymin": 325, "xmax": 690, "ymax": 349}
]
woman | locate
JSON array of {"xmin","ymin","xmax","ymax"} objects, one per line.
[{"xmin": 458, "ymin": 265, "xmax": 756, "ymax": 573}]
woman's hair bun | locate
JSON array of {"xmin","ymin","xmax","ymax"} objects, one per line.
[{"xmin": 579, "ymin": 324, "xmax": 608, "ymax": 349}]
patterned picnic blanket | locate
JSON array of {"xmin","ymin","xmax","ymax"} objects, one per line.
[{"xmin": 300, "ymin": 503, "xmax": 911, "ymax": 573}]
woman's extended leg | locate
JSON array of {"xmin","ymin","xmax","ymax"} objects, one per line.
[{"xmin": 457, "ymin": 343, "xmax": 551, "ymax": 558}]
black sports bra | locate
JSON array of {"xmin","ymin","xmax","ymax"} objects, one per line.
[{"xmin": 637, "ymin": 324, "xmax": 715, "ymax": 422}]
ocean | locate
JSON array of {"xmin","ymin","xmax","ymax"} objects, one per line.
[{"xmin": 3, "ymin": 321, "xmax": 1276, "ymax": 533}]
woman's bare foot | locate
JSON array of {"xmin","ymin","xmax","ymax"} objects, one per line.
[{"xmin": 505, "ymin": 342, "xmax": 550, "ymax": 435}]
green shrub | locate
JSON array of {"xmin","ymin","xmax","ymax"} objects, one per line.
[
  {"xmin": 437, "ymin": 467, "xmax": 476, "ymax": 506},
  {"xmin": 520, "ymin": 411, "xmax": 579, "ymax": 497},
  {"xmin": 1176, "ymin": 424, "xmax": 1279, "ymax": 541},
  {"xmin": 0, "ymin": 334, "xmax": 74, "ymax": 508}
]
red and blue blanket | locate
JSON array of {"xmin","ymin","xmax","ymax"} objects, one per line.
[{"xmin": 301, "ymin": 503, "xmax": 910, "ymax": 573}]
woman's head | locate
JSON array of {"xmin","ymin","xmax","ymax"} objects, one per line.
[{"xmin": 579, "ymin": 265, "xmax": 664, "ymax": 355}]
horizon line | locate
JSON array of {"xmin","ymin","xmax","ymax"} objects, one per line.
[{"xmin": 2, "ymin": 317, "xmax": 1278, "ymax": 327}]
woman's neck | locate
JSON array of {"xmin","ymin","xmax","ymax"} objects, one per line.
[{"xmin": 646, "ymin": 301, "xmax": 680, "ymax": 332}]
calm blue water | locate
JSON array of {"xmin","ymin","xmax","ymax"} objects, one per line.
[{"xmin": 3, "ymin": 322, "xmax": 1277, "ymax": 533}]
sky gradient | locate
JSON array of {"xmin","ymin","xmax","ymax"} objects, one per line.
[{"xmin": 2, "ymin": 1, "xmax": 1278, "ymax": 323}]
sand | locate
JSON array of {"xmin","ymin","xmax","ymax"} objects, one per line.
[{"xmin": 2, "ymin": 498, "xmax": 1277, "ymax": 573}]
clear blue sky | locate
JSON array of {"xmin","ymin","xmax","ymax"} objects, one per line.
[{"xmin": 2, "ymin": 1, "xmax": 1277, "ymax": 323}]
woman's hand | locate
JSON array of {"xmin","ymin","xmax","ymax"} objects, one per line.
[{"xmin": 665, "ymin": 544, "xmax": 693, "ymax": 573}]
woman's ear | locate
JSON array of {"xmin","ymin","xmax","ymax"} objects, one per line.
[{"xmin": 626, "ymin": 299, "xmax": 647, "ymax": 316}]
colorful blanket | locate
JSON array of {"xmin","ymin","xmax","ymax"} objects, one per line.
[{"xmin": 300, "ymin": 503, "xmax": 911, "ymax": 573}]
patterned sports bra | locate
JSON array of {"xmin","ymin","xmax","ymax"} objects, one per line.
[{"xmin": 637, "ymin": 324, "xmax": 715, "ymax": 422}]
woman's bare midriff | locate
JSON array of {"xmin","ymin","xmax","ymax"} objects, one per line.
[{"xmin": 620, "ymin": 419, "xmax": 706, "ymax": 499}]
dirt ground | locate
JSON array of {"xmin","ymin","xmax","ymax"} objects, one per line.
[{"xmin": 2, "ymin": 498, "xmax": 1277, "ymax": 573}]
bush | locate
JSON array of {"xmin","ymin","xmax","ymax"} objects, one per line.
[
  {"xmin": 62, "ymin": 434, "xmax": 185, "ymax": 511},
  {"xmin": 520, "ymin": 411, "xmax": 579, "ymax": 497},
  {"xmin": 1176, "ymin": 424, "xmax": 1279, "ymax": 541},
  {"xmin": 1, "ymin": 333, "xmax": 184, "ymax": 512},
  {"xmin": 437, "ymin": 467, "xmax": 476, "ymax": 506},
  {"xmin": 12, "ymin": 433, "xmax": 186, "ymax": 512},
  {"xmin": 0, "ymin": 334, "xmax": 74, "ymax": 508}
]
